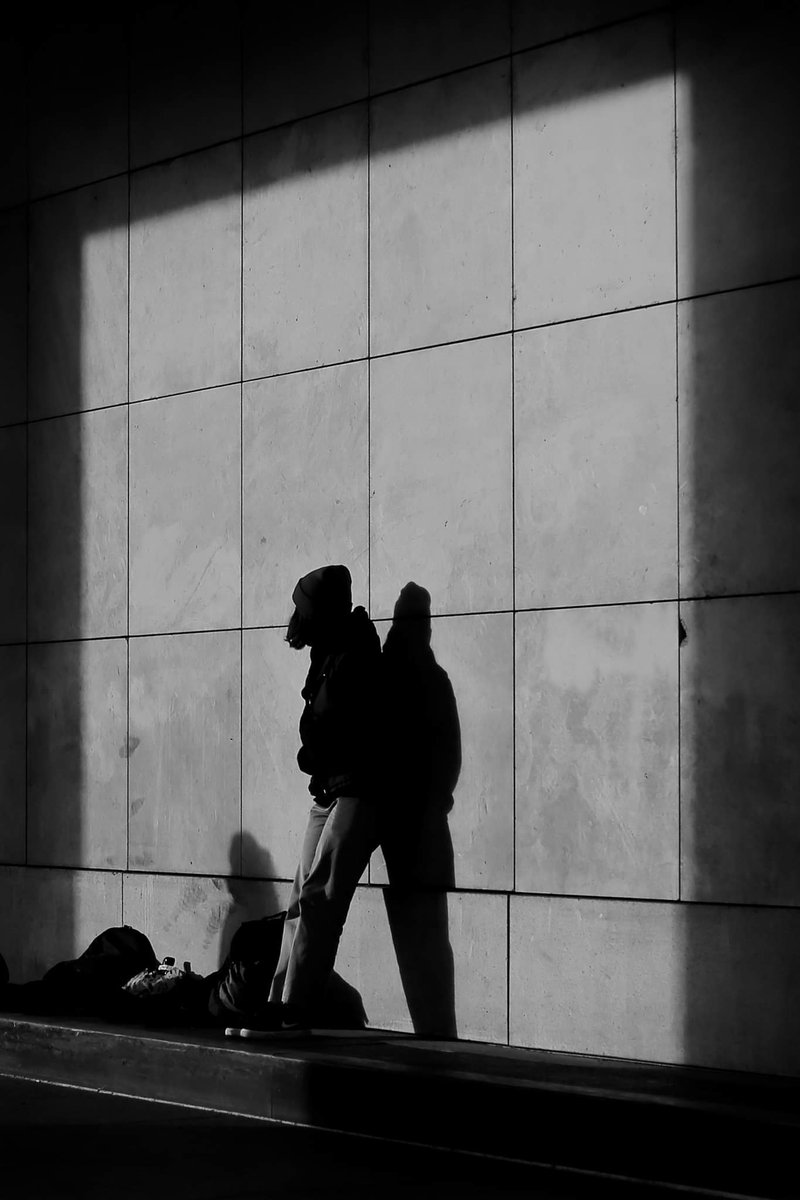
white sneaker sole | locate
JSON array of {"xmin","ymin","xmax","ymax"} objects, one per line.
[
  {"xmin": 240, "ymin": 1026, "xmax": 308, "ymax": 1039},
  {"xmin": 223, "ymin": 1024, "xmax": 309, "ymax": 1039}
]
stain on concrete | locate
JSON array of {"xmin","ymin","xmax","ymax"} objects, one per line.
[
  {"xmin": 180, "ymin": 877, "xmax": 210, "ymax": 911},
  {"xmin": 120, "ymin": 734, "xmax": 141, "ymax": 758}
]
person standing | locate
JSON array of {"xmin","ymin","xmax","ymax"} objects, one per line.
[{"xmin": 226, "ymin": 564, "xmax": 381, "ymax": 1037}]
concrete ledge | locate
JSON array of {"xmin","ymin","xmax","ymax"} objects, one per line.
[{"xmin": 1, "ymin": 1015, "xmax": 797, "ymax": 1197}]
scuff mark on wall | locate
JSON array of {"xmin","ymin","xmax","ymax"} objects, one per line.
[{"xmin": 120, "ymin": 734, "xmax": 141, "ymax": 758}]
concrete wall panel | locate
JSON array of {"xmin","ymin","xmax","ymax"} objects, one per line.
[
  {"xmin": 28, "ymin": 22, "xmax": 128, "ymax": 198},
  {"xmin": 0, "ymin": 866, "xmax": 121, "ymax": 983},
  {"xmin": 372, "ymin": 612, "xmax": 514, "ymax": 891},
  {"xmin": 337, "ymin": 887, "xmax": 508, "ymax": 1042},
  {"xmin": 130, "ymin": 387, "xmax": 241, "ymax": 636},
  {"xmin": 370, "ymin": 0, "xmax": 509, "ymax": 93},
  {"xmin": 515, "ymin": 305, "xmax": 677, "ymax": 609},
  {"xmin": 243, "ymin": 363, "xmax": 368, "ymax": 627},
  {"xmin": 681, "ymin": 902, "xmax": 800, "ymax": 1077},
  {"xmin": 242, "ymin": 627, "xmax": 313, "ymax": 881},
  {"xmin": 27, "ymin": 639, "xmax": 127, "ymax": 870},
  {"xmin": 677, "ymin": 3, "xmax": 800, "ymax": 297},
  {"xmin": 511, "ymin": 894, "xmax": 800, "ymax": 1075},
  {"xmin": 0, "ymin": 427, "xmax": 26, "ymax": 643},
  {"xmin": 29, "ymin": 178, "xmax": 128, "ymax": 419},
  {"xmin": 28, "ymin": 408, "xmax": 127, "ymax": 642},
  {"xmin": 679, "ymin": 283, "xmax": 800, "ymax": 598},
  {"xmin": 511, "ymin": 895, "xmax": 682, "ymax": 1061},
  {"xmin": 370, "ymin": 62, "xmax": 511, "ymax": 355},
  {"xmin": 129, "ymin": 631, "xmax": 241, "ymax": 875},
  {"xmin": 244, "ymin": 0, "xmax": 368, "ymax": 133},
  {"xmin": 513, "ymin": 15, "xmax": 674, "ymax": 327},
  {"xmin": 681, "ymin": 595, "xmax": 800, "ymax": 907},
  {"xmin": 0, "ymin": 209, "xmax": 27, "ymax": 426},
  {"xmin": 515, "ymin": 603, "xmax": 679, "ymax": 899},
  {"xmin": 0, "ymin": 646, "xmax": 25, "ymax": 864},
  {"xmin": 244, "ymin": 105, "xmax": 368, "ymax": 378},
  {"xmin": 130, "ymin": 143, "xmax": 241, "ymax": 401},
  {"xmin": 123, "ymin": 872, "xmax": 291, "ymax": 977},
  {"xmin": 131, "ymin": 1, "xmax": 241, "ymax": 168},
  {"xmin": 370, "ymin": 337, "xmax": 513, "ymax": 618},
  {"xmin": 512, "ymin": 0, "xmax": 661, "ymax": 50}
]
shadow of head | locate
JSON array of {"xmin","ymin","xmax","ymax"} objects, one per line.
[
  {"xmin": 383, "ymin": 582, "xmax": 462, "ymax": 805},
  {"xmin": 216, "ymin": 833, "xmax": 281, "ymax": 967},
  {"xmin": 384, "ymin": 580, "xmax": 432, "ymax": 655}
]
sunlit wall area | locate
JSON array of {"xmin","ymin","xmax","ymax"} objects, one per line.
[{"xmin": 0, "ymin": 1, "xmax": 798, "ymax": 1073}]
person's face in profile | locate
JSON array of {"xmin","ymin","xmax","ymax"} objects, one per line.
[{"xmin": 286, "ymin": 605, "xmax": 345, "ymax": 651}]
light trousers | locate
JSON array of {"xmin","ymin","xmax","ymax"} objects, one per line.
[{"xmin": 269, "ymin": 796, "xmax": 380, "ymax": 1011}]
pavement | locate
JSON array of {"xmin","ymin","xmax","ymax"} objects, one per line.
[
  {"xmin": 1, "ymin": 1016, "xmax": 797, "ymax": 1199},
  {"xmin": 1, "ymin": 1073, "xmax": 694, "ymax": 1200}
]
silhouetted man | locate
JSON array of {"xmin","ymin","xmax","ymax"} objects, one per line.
[{"xmin": 225, "ymin": 564, "xmax": 381, "ymax": 1036}]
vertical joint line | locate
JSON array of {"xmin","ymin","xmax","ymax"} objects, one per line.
[
  {"xmin": 367, "ymin": 0, "xmax": 371, "ymax": 619},
  {"xmin": 23, "ymin": 25, "xmax": 32, "ymax": 866},
  {"xmin": 508, "ymin": 3, "xmax": 516, "ymax": 898},
  {"xmin": 126, "ymin": 18, "xmax": 132, "ymax": 877},
  {"xmin": 365, "ymin": 0, "xmax": 373, "ymax": 884},
  {"xmin": 366, "ymin": 0, "xmax": 372, "ymax": 620},
  {"xmin": 24, "ymin": 199, "xmax": 30, "ymax": 867},
  {"xmin": 506, "ymin": 893, "xmax": 511, "ymax": 1045},
  {"xmin": 672, "ymin": 7, "xmax": 682, "ymax": 903},
  {"xmin": 23, "ymin": 19, "xmax": 31, "ymax": 869},
  {"xmin": 239, "ymin": 0, "xmax": 246, "ymax": 872}
]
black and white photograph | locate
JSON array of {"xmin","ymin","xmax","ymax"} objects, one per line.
[{"xmin": 0, "ymin": 1, "xmax": 798, "ymax": 1196}]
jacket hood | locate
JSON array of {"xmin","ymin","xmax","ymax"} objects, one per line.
[{"xmin": 292, "ymin": 564, "xmax": 352, "ymax": 619}]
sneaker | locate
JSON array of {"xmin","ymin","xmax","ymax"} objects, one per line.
[
  {"xmin": 238, "ymin": 1022, "xmax": 307, "ymax": 1039},
  {"xmin": 228, "ymin": 1003, "xmax": 310, "ymax": 1040},
  {"xmin": 223, "ymin": 1000, "xmax": 281, "ymax": 1038}
]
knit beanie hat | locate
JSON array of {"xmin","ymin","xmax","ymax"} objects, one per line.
[{"xmin": 292, "ymin": 564, "xmax": 352, "ymax": 619}]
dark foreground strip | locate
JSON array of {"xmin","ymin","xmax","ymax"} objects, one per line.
[{"xmin": 0, "ymin": 1016, "xmax": 796, "ymax": 1199}]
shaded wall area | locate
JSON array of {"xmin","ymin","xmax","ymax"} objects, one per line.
[{"xmin": 0, "ymin": 0, "xmax": 798, "ymax": 1072}]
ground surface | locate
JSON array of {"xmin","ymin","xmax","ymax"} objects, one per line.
[{"xmin": 1, "ymin": 1073, "xmax": 701, "ymax": 1199}]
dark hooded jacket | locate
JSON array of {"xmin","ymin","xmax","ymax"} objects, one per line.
[{"xmin": 297, "ymin": 605, "xmax": 381, "ymax": 802}]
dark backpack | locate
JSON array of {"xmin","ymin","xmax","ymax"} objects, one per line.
[
  {"xmin": 207, "ymin": 911, "xmax": 286, "ymax": 1023},
  {"xmin": 0, "ymin": 925, "xmax": 158, "ymax": 1018},
  {"xmin": 41, "ymin": 925, "xmax": 159, "ymax": 1017}
]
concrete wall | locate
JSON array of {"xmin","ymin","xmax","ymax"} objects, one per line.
[{"xmin": 1, "ymin": 1, "xmax": 799, "ymax": 1075}]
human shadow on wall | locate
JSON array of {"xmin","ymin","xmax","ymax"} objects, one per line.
[
  {"xmin": 379, "ymin": 583, "xmax": 461, "ymax": 1038},
  {"xmin": 224, "ymin": 831, "xmax": 366, "ymax": 1028},
  {"xmin": 217, "ymin": 833, "xmax": 281, "ymax": 966}
]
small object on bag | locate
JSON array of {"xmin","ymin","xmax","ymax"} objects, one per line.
[
  {"xmin": 122, "ymin": 956, "xmax": 205, "ymax": 1021},
  {"xmin": 123, "ymin": 956, "xmax": 190, "ymax": 998}
]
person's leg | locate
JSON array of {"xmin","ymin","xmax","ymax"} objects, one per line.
[
  {"xmin": 268, "ymin": 802, "xmax": 331, "ymax": 1004},
  {"xmin": 280, "ymin": 796, "xmax": 379, "ymax": 1015}
]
